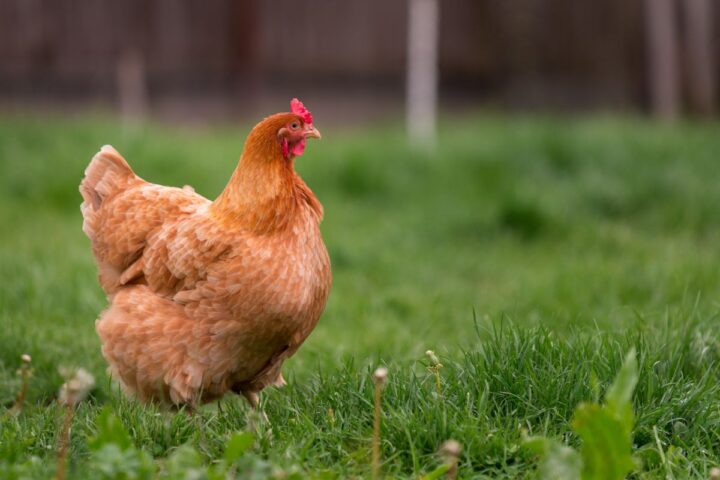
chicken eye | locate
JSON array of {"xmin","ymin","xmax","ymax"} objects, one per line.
[{"xmin": 290, "ymin": 122, "xmax": 300, "ymax": 130}]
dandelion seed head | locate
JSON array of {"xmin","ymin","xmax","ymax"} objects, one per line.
[
  {"xmin": 58, "ymin": 368, "xmax": 96, "ymax": 406},
  {"xmin": 372, "ymin": 367, "xmax": 388, "ymax": 384},
  {"xmin": 440, "ymin": 439, "xmax": 462, "ymax": 458}
]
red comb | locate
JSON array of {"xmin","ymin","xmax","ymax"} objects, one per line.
[{"xmin": 290, "ymin": 98, "xmax": 313, "ymax": 125}]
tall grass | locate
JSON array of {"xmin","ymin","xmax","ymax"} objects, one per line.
[{"xmin": 1, "ymin": 114, "xmax": 720, "ymax": 477}]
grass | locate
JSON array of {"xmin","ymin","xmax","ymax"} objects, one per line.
[{"xmin": 1, "ymin": 112, "xmax": 720, "ymax": 477}]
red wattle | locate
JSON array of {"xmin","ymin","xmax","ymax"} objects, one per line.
[
  {"xmin": 281, "ymin": 138, "xmax": 289, "ymax": 158},
  {"xmin": 291, "ymin": 139, "xmax": 306, "ymax": 156}
]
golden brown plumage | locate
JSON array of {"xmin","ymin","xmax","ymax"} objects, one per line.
[{"xmin": 80, "ymin": 100, "xmax": 330, "ymax": 408}]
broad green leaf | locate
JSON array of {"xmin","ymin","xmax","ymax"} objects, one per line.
[
  {"xmin": 282, "ymin": 467, "xmax": 307, "ymax": 480},
  {"xmin": 223, "ymin": 431, "xmax": 254, "ymax": 464},
  {"xmin": 165, "ymin": 444, "xmax": 205, "ymax": 480},
  {"xmin": 90, "ymin": 444, "xmax": 154, "ymax": 480},
  {"xmin": 572, "ymin": 403, "xmax": 634, "ymax": 480},
  {"xmin": 526, "ymin": 350, "xmax": 639, "ymax": 480},
  {"xmin": 604, "ymin": 348, "xmax": 638, "ymax": 429},
  {"xmin": 421, "ymin": 463, "xmax": 450, "ymax": 480},
  {"xmin": 524, "ymin": 436, "xmax": 582, "ymax": 480},
  {"xmin": 88, "ymin": 406, "xmax": 133, "ymax": 452}
]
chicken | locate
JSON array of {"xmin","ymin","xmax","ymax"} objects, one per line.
[{"xmin": 79, "ymin": 99, "xmax": 330, "ymax": 410}]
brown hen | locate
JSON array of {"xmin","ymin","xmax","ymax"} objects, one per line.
[{"xmin": 79, "ymin": 99, "xmax": 330, "ymax": 410}]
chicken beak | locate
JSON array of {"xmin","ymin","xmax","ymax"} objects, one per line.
[{"xmin": 304, "ymin": 126, "xmax": 322, "ymax": 139}]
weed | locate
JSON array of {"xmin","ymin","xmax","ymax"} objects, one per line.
[
  {"xmin": 372, "ymin": 367, "xmax": 388, "ymax": 479},
  {"xmin": 425, "ymin": 350, "xmax": 443, "ymax": 398},
  {"xmin": 7, "ymin": 354, "xmax": 32, "ymax": 416}
]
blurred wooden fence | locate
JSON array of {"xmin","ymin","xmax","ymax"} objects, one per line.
[{"xmin": 0, "ymin": 0, "xmax": 717, "ymax": 114}]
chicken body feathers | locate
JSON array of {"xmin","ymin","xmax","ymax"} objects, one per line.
[{"xmin": 81, "ymin": 142, "xmax": 330, "ymax": 406}]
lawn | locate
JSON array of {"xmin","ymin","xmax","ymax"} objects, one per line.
[{"xmin": 1, "ymin": 113, "xmax": 720, "ymax": 478}]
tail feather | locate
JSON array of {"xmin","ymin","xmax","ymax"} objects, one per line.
[{"xmin": 80, "ymin": 145, "xmax": 137, "ymax": 236}]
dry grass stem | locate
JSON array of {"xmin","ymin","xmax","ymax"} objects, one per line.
[
  {"xmin": 55, "ymin": 368, "xmax": 96, "ymax": 480},
  {"xmin": 8, "ymin": 354, "xmax": 33, "ymax": 416},
  {"xmin": 55, "ymin": 402, "xmax": 73, "ymax": 480},
  {"xmin": 372, "ymin": 367, "xmax": 388, "ymax": 479}
]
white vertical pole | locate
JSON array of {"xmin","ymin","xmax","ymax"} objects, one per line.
[
  {"xmin": 117, "ymin": 48, "xmax": 148, "ymax": 123},
  {"xmin": 407, "ymin": 0, "xmax": 439, "ymax": 149}
]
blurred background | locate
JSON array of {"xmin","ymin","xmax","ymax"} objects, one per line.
[{"xmin": 0, "ymin": 0, "xmax": 717, "ymax": 123}]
